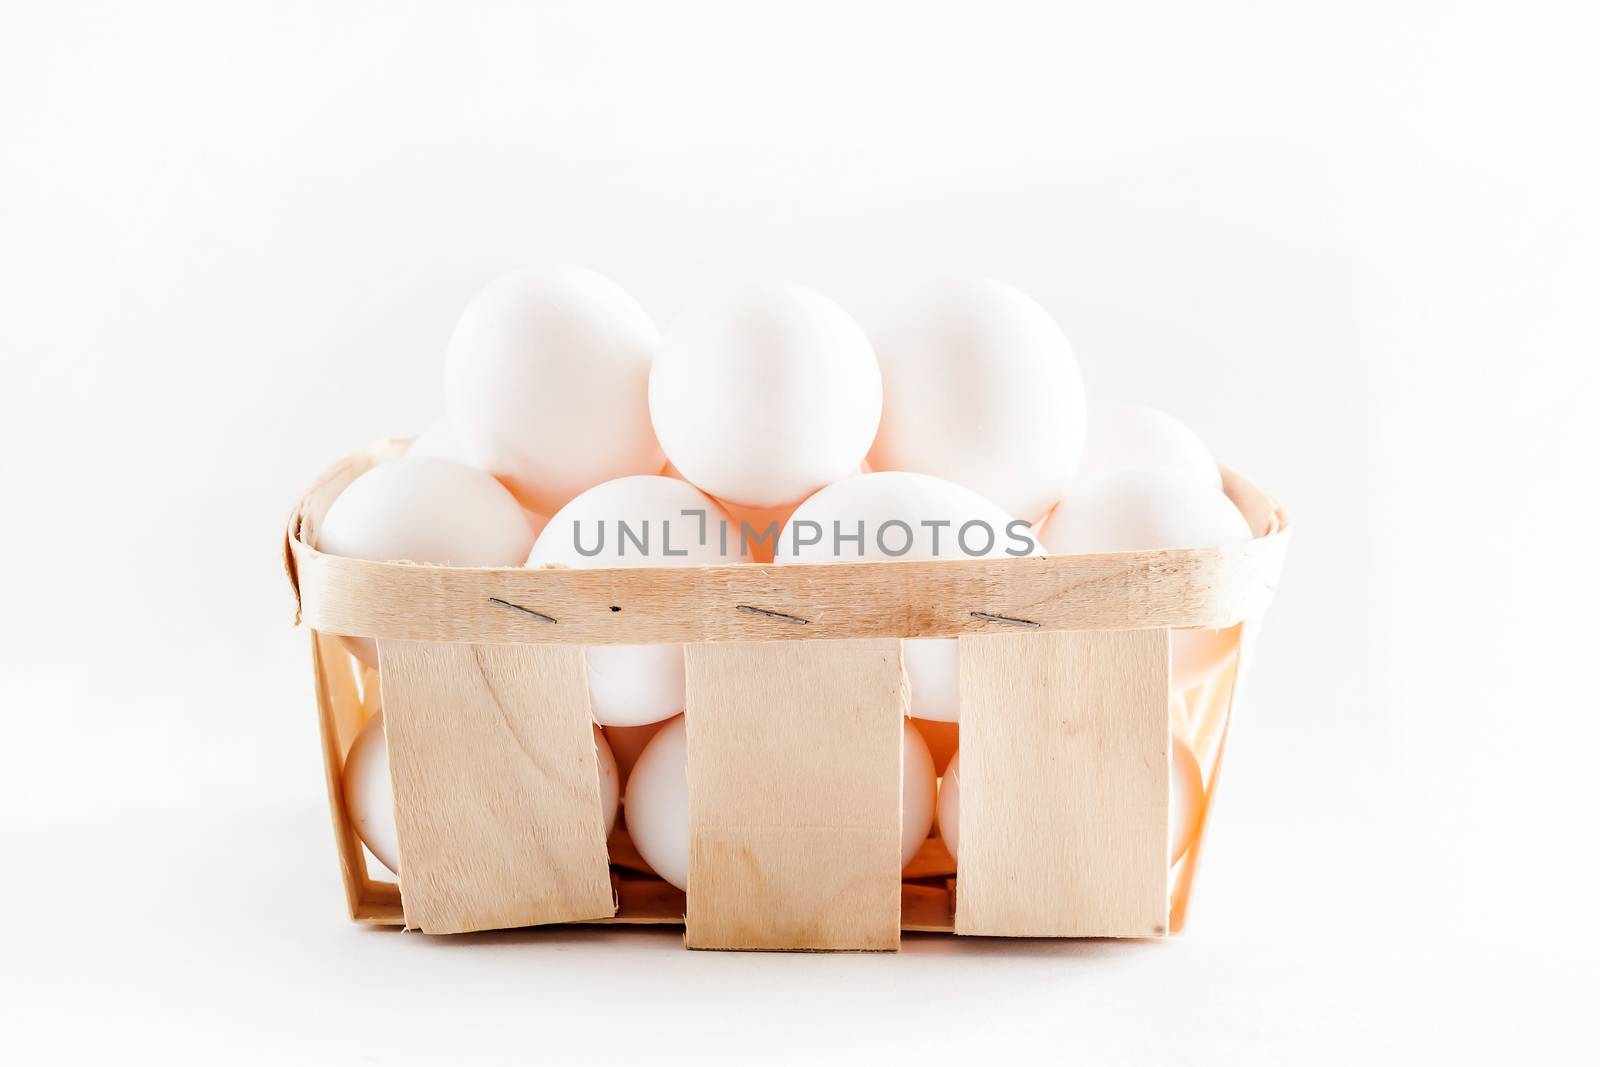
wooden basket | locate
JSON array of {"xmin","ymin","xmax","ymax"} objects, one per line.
[{"xmin": 284, "ymin": 439, "xmax": 1290, "ymax": 950}]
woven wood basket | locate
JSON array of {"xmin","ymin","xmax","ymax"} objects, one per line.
[{"xmin": 284, "ymin": 438, "xmax": 1290, "ymax": 950}]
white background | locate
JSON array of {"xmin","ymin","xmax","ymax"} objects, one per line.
[{"xmin": 3, "ymin": 2, "xmax": 1596, "ymax": 1063}]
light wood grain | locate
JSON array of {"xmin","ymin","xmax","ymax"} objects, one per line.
[
  {"xmin": 683, "ymin": 640, "xmax": 906, "ymax": 951},
  {"xmin": 346, "ymin": 829, "xmax": 951, "ymax": 933},
  {"xmin": 353, "ymin": 881, "xmax": 404, "ymax": 926},
  {"xmin": 954, "ymin": 629, "xmax": 1171, "ymax": 938},
  {"xmin": 291, "ymin": 538, "xmax": 1286, "ymax": 647},
  {"xmin": 602, "ymin": 874, "xmax": 687, "ymax": 926},
  {"xmin": 283, "ymin": 438, "xmax": 411, "ymax": 626},
  {"xmin": 376, "ymin": 641, "xmax": 617, "ymax": 934},
  {"xmin": 900, "ymin": 882, "xmax": 955, "ymax": 933},
  {"xmin": 1222, "ymin": 465, "xmax": 1282, "ymax": 539},
  {"xmin": 578, "ymin": 878, "xmax": 959, "ymax": 934}
]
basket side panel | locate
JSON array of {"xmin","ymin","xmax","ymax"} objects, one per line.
[
  {"xmin": 683, "ymin": 639, "xmax": 905, "ymax": 951},
  {"xmin": 1168, "ymin": 619, "xmax": 1255, "ymax": 933},
  {"xmin": 955, "ymin": 629, "xmax": 1171, "ymax": 938},
  {"xmin": 311, "ymin": 631, "xmax": 373, "ymax": 919},
  {"xmin": 377, "ymin": 641, "xmax": 616, "ymax": 934}
]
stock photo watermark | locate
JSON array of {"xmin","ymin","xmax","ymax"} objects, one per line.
[{"xmin": 560, "ymin": 509, "xmax": 1039, "ymax": 559}]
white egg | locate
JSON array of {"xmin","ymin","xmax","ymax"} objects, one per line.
[
  {"xmin": 600, "ymin": 720, "xmax": 666, "ymax": 790},
  {"xmin": 902, "ymin": 640, "xmax": 961, "ymax": 723},
  {"xmin": 445, "ymin": 266, "xmax": 664, "ymax": 516},
  {"xmin": 938, "ymin": 732, "xmax": 1204, "ymax": 868},
  {"xmin": 622, "ymin": 714, "xmax": 691, "ymax": 891},
  {"xmin": 342, "ymin": 713, "xmax": 619, "ymax": 877},
  {"xmin": 624, "ymin": 716, "xmax": 937, "ymax": 891},
  {"xmin": 649, "ymin": 282, "xmax": 881, "ymax": 509},
  {"xmin": 1075, "ymin": 403, "xmax": 1221, "ymax": 489},
  {"xmin": 596, "ymin": 727, "xmax": 622, "ymax": 836},
  {"xmin": 584, "ymin": 644, "xmax": 684, "ymax": 728},
  {"xmin": 528, "ymin": 476, "xmax": 746, "ymax": 726},
  {"xmin": 319, "ymin": 455, "xmax": 535, "ymax": 565},
  {"xmin": 900, "ymin": 717, "xmax": 938, "ymax": 867},
  {"xmin": 1037, "ymin": 464, "xmax": 1250, "ymax": 555},
  {"xmin": 775, "ymin": 471, "xmax": 1036, "ymax": 721},
  {"xmin": 868, "ymin": 277, "xmax": 1086, "ymax": 521},
  {"xmin": 1037, "ymin": 464, "xmax": 1252, "ymax": 688},
  {"xmin": 1171, "ymin": 626, "xmax": 1238, "ymax": 690},
  {"xmin": 343, "ymin": 712, "xmax": 401, "ymax": 875},
  {"xmin": 1170, "ymin": 731, "xmax": 1205, "ymax": 865},
  {"xmin": 936, "ymin": 750, "xmax": 961, "ymax": 862},
  {"xmin": 317, "ymin": 456, "xmax": 535, "ymax": 666}
]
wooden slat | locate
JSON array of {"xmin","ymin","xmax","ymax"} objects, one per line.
[
  {"xmin": 601, "ymin": 875, "xmax": 689, "ymax": 925},
  {"xmin": 377, "ymin": 641, "xmax": 616, "ymax": 934},
  {"xmin": 954, "ymin": 629, "xmax": 1171, "ymax": 938},
  {"xmin": 683, "ymin": 640, "xmax": 905, "ymax": 951},
  {"xmin": 900, "ymin": 882, "xmax": 955, "ymax": 933},
  {"xmin": 292, "ymin": 538, "xmax": 1287, "ymax": 648},
  {"xmin": 353, "ymin": 881, "xmax": 405, "ymax": 926}
]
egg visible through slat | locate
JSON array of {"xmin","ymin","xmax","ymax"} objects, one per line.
[
  {"xmin": 774, "ymin": 471, "xmax": 1036, "ymax": 722},
  {"xmin": 527, "ymin": 475, "xmax": 746, "ymax": 727}
]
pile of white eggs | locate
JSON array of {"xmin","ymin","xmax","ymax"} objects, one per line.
[{"xmin": 325, "ymin": 266, "xmax": 1253, "ymax": 888}]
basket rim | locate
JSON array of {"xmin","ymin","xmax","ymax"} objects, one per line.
[{"xmin": 284, "ymin": 438, "xmax": 1290, "ymax": 645}]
